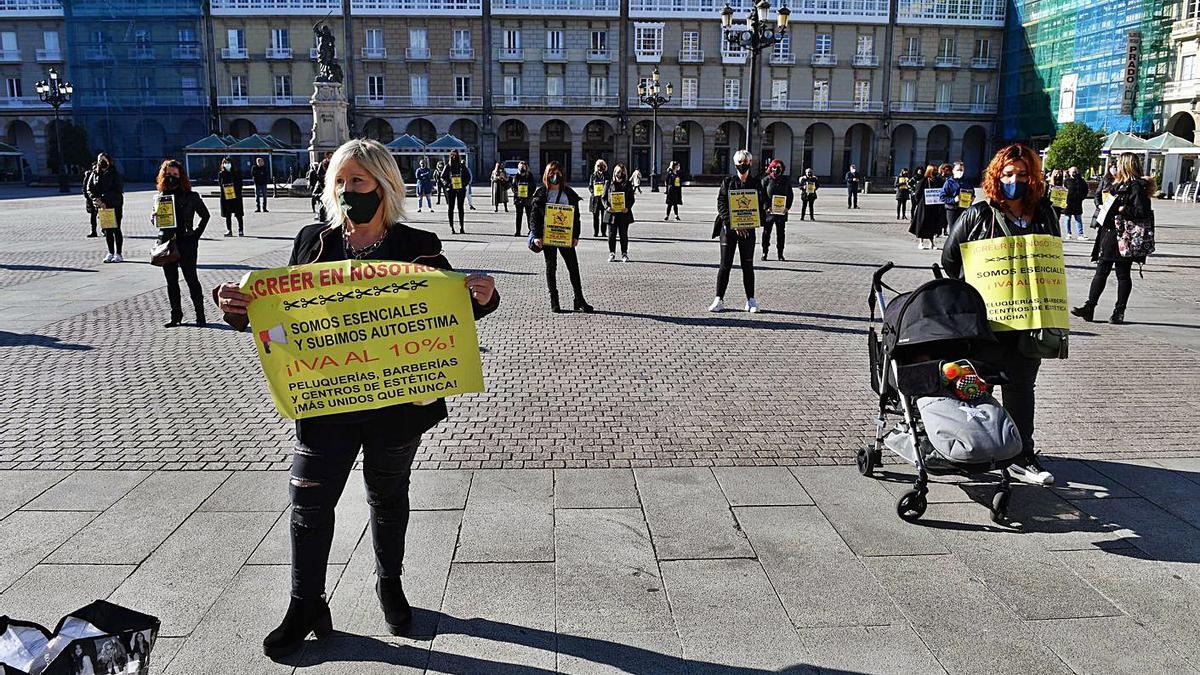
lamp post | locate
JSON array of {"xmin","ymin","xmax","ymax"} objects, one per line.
[
  {"xmin": 637, "ymin": 66, "xmax": 672, "ymax": 192},
  {"xmin": 721, "ymin": 0, "xmax": 789, "ymax": 162},
  {"xmin": 35, "ymin": 67, "xmax": 74, "ymax": 194}
]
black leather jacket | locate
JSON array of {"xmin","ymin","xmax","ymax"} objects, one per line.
[
  {"xmin": 940, "ymin": 199, "xmax": 1061, "ymax": 279},
  {"xmin": 714, "ymin": 173, "xmax": 768, "ymax": 238},
  {"xmin": 530, "ymin": 185, "xmax": 583, "ymax": 241},
  {"xmin": 85, "ymin": 166, "xmax": 124, "ymax": 208}
]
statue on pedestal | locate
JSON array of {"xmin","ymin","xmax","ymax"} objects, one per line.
[{"xmin": 313, "ymin": 22, "xmax": 343, "ymax": 84}]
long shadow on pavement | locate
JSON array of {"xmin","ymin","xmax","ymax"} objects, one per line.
[
  {"xmin": 0, "ymin": 331, "xmax": 92, "ymax": 350},
  {"xmin": 594, "ymin": 309, "xmax": 867, "ymax": 335}
]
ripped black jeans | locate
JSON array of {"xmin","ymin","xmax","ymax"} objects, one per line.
[{"xmin": 290, "ymin": 420, "xmax": 421, "ymax": 599}]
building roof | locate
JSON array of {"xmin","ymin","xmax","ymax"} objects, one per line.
[
  {"xmin": 1145, "ymin": 133, "xmax": 1200, "ymax": 150},
  {"xmin": 386, "ymin": 134, "xmax": 427, "ymax": 150},
  {"xmin": 425, "ymin": 133, "xmax": 468, "ymax": 150},
  {"xmin": 183, "ymin": 134, "xmax": 231, "ymax": 151},
  {"xmin": 1101, "ymin": 131, "xmax": 1150, "ymax": 151}
]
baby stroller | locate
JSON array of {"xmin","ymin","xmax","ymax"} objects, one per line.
[{"xmin": 860, "ymin": 262, "xmax": 1024, "ymax": 523}]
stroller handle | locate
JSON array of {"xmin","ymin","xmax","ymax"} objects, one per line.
[
  {"xmin": 869, "ymin": 261, "xmax": 896, "ymax": 317},
  {"xmin": 872, "ymin": 262, "xmax": 895, "ymax": 290}
]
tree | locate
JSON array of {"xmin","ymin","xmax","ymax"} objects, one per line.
[
  {"xmin": 1044, "ymin": 122, "xmax": 1103, "ymax": 172},
  {"xmin": 46, "ymin": 121, "xmax": 92, "ymax": 175}
]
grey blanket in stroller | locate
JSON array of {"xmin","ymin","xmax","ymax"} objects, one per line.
[{"xmin": 916, "ymin": 394, "xmax": 1022, "ymax": 468}]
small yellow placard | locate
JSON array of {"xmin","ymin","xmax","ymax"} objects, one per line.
[
  {"xmin": 771, "ymin": 195, "xmax": 787, "ymax": 215},
  {"xmin": 451, "ymin": 176, "xmax": 463, "ymax": 190},
  {"xmin": 806, "ymin": 182, "xmax": 817, "ymax": 194},
  {"xmin": 593, "ymin": 183, "xmax": 604, "ymax": 197},
  {"xmin": 154, "ymin": 195, "xmax": 176, "ymax": 229},
  {"xmin": 960, "ymin": 233, "xmax": 1069, "ymax": 332},
  {"xmin": 1101, "ymin": 191, "xmax": 1113, "ymax": 204},
  {"xmin": 1050, "ymin": 187, "xmax": 1068, "ymax": 209},
  {"xmin": 543, "ymin": 204, "xmax": 575, "ymax": 247},
  {"xmin": 674, "ymin": 177, "xmax": 681, "ymax": 187},
  {"xmin": 223, "ymin": 184, "xmax": 236, "ymax": 201},
  {"xmin": 517, "ymin": 184, "xmax": 529, "ymax": 199},
  {"xmin": 610, "ymin": 192, "xmax": 626, "ymax": 213},
  {"xmin": 728, "ymin": 189, "xmax": 761, "ymax": 229},
  {"xmin": 957, "ymin": 190, "xmax": 973, "ymax": 209},
  {"xmin": 98, "ymin": 208, "xmax": 117, "ymax": 229},
  {"xmin": 898, "ymin": 177, "xmax": 908, "ymax": 187}
]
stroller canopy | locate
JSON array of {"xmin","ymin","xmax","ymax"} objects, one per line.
[{"xmin": 883, "ymin": 278, "xmax": 994, "ymax": 352}]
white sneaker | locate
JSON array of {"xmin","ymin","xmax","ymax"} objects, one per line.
[
  {"xmin": 102, "ymin": 253, "xmax": 113, "ymax": 263},
  {"xmin": 608, "ymin": 252, "xmax": 616, "ymax": 262},
  {"xmin": 1010, "ymin": 460, "xmax": 1055, "ymax": 486},
  {"xmin": 112, "ymin": 254, "xmax": 123, "ymax": 263},
  {"xmin": 746, "ymin": 298, "xmax": 760, "ymax": 313},
  {"xmin": 1064, "ymin": 234, "xmax": 1073, "ymax": 240},
  {"xmin": 1077, "ymin": 234, "xmax": 1088, "ymax": 241},
  {"xmin": 621, "ymin": 254, "xmax": 629, "ymax": 263},
  {"xmin": 708, "ymin": 297, "xmax": 725, "ymax": 312}
]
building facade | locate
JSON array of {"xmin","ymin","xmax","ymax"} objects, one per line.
[
  {"xmin": 3, "ymin": 0, "xmax": 1005, "ymax": 181},
  {"xmin": 0, "ymin": 1, "xmax": 66, "ymax": 177},
  {"xmin": 1164, "ymin": 0, "xmax": 1199, "ymax": 141}
]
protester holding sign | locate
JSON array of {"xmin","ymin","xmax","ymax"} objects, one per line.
[
  {"xmin": 664, "ymin": 161, "xmax": 683, "ymax": 221},
  {"xmin": 941, "ymin": 143, "xmax": 1062, "ymax": 487},
  {"xmin": 797, "ymin": 168, "xmax": 819, "ymax": 221},
  {"xmin": 908, "ymin": 164, "xmax": 943, "ymax": 250},
  {"xmin": 760, "ymin": 159, "xmax": 794, "ymax": 261},
  {"xmin": 590, "ymin": 160, "xmax": 608, "ymax": 237},
  {"xmin": 213, "ymin": 139, "xmax": 499, "ymax": 658},
  {"xmin": 1072, "ymin": 152, "xmax": 1154, "ymax": 325},
  {"xmin": 153, "ymin": 159, "xmax": 210, "ymax": 328},
  {"xmin": 85, "ymin": 153, "xmax": 124, "ymax": 263},
  {"xmin": 710, "ymin": 149, "xmax": 766, "ymax": 313},
  {"xmin": 531, "ymin": 161, "xmax": 592, "ymax": 313},
  {"xmin": 510, "ymin": 161, "xmax": 536, "ymax": 237},
  {"xmin": 603, "ymin": 163, "xmax": 636, "ymax": 263},
  {"xmin": 217, "ymin": 157, "xmax": 246, "ymax": 237},
  {"xmin": 940, "ymin": 161, "xmax": 973, "ymax": 234},
  {"xmin": 439, "ymin": 150, "xmax": 471, "ymax": 234},
  {"xmin": 894, "ymin": 168, "xmax": 911, "ymax": 220},
  {"xmin": 1061, "ymin": 166, "xmax": 1088, "ymax": 240}
]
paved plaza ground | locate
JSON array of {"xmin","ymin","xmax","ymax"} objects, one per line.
[{"xmin": 1, "ymin": 185, "xmax": 1200, "ymax": 673}]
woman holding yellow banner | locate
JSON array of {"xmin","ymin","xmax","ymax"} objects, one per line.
[
  {"xmin": 603, "ymin": 163, "xmax": 636, "ymax": 263},
  {"xmin": 217, "ymin": 156, "xmax": 245, "ymax": 237},
  {"xmin": 760, "ymin": 159, "xmax": 793, "ymax": 261},
  {"xmin": 213, "ymin": 139, "xmax": 499, "ymax": 658},
  {"xmin": 589, "ymin": 159, "xmax": 608, "ymax": 238},
  {"xmin": 85, "ymin": 153, "xmax": 124, "ymax": 263},
  {"xmin": 154, "ymin": 159, "xmax": 210, "ymax": 328},
  {"xmin": 940, "ymin": 143, "xmax": 1061, "ymax": 487},
  {"xmin": 709, "ymin": 149, "xmax": 766, "ymax": 313},
  {"xmin": 530, "ymin": 161, "xmax": 592, "ymax": 313}
]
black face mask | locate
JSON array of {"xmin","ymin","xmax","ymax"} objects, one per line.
[
  {"xmin": 162, "ymin": 175, "xmax": 180, "ymax": 191},
  {"xmin": 98, "ymin": 161, "xmax": 109, "ymax": 169},
  {"xmin": 736, "ymin": 163, "xmax": 752, "ymax": 174},
  {"xmin": 338, "ymin": 188, "xmax": 382, "ymax": 224}
]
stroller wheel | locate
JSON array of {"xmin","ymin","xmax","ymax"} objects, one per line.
[
  {"xmin": 896, "ymin": 490, "xmax": 927, "ymax": 522},
  {"xmin": 856, "ymin": 446, "xmax": 875, "ymax": 476},
  {"xmin": 990, "ymin": 488, "xmax": 1010, "ymax": 524}
]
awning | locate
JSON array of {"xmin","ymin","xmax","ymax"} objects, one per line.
[
  {"xmin": 425, "ymin": 133, "xmax": 468, "ymax": 151},
  {"xmin": 1145, "ymin": 132, "xmax": 1200, "ymax": 151},
  {"xmin": 386, "ymin": 134, "xmax": 427, "ymax": 151},
  {"xmin": 1101, "ymin": 131, "xmax": 1150, "ymax": 152},
  {"xmin": 183, "ymin": 134, "xmax": 232, "ymax": 151}
]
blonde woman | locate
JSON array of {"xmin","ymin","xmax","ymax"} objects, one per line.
[
  {"xmin": 589, "ymin": 159, "xmax": 608, "ymax": 237},
  {"xmin": 490, "ymin": 162, "xmax": 510, "ymax": 213},
  {"xmin": 213, "ymin": 139, "xmax": 500, "ymax": 657}
]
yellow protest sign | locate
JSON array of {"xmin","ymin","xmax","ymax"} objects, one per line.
[
  {"xmin": 451, "ymin": 176, "xmax": 463, "ymax": 190},
  {"xmin": 898, "ymin": 177, "xmax": 908, "ymax": 187},
  {"xmin": 1050, "ymin": 187, "xmax": 1068, "ymax": 209},
  {"xmin": 223, "ymin": 184, "xmax": 236, "ymax": 201},
  {"xmin": 1101, "ymin": 190, "xmax": 1113, "ymax": 204},
  {"xmin": 593, "ymin": 183, "xmax": 604, "ymax": 197},
  {"xmin": 98, "ymin": 208, "xmax": 117, "ymax": 229},
  {"xmin": 517, "ymin": 184, "xmax": 528, "ymax": 199},
  {"xmin": 771, "ymin": 195, "xmax": 787, "ymax": 215},
  {"xmin": 960, "ymin": 234, "xmax": 1069, "ymax": 332},
  {"xmin": 806, "ymin": 182, "xmax": 816, "ymax": 194},
  {"xmin": 154, "ymin": 195, "xmax": 176, "ymax": 229},
  {"xmin": 609, "ymin": 191, "xmax": 626, "ymax": 213},
  {"xmin": 543, "ymin": 204, "xmax": 574, "ymax": 247},
  {"xmin": 674, "ymin": 177, "xmax": 681, "ymax": 187},
  {"xmin": 957, "ymin": 190, "xmax": 973, "ymax": 209},
  {"xmin": 240, "ymin": 260, "xmax": 485, "ymax": 420},
  {"xmin": 728, "ymin": 189, "xmax": 761, "ymax": 229}
]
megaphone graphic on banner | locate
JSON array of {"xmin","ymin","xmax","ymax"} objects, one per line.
[{"xmin": 258, "ymin": 323, "xmax": 287, "ymax": 354}]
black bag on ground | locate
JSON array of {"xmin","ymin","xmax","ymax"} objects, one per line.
[{"xmin": 0, "ymin": 600, "xmax": 159, "ymax": 675}]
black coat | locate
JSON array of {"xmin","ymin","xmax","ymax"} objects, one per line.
[
  {"xmin": 940, "ymin": 200, "xmax": 1061, "ymax": 279},
  {"xmin": 895, "ymin": 175, "xmax": 911, "ymax": 201},
  {"xmin": 761, "ymin": 173, "xmax": 795, "ymax": 224},
  {"xmin": 1063, "ymin": 175, "xmax": 1088, "ymax": 216},
  {"xmin": 845, "ymin": 171, "xmax": 862, "ymax": 193},
  {"xmin": 602, "ymin": 180, "xmax": 636, "ymax": 227},
  {"xmin": 530, "ymin": 184, "xmax": 583, "ymax": 242},
  {"xmin": 1092, "ymin": 178, "xmax": 1152, "ymax": 264},
  {"xmin": 798, "ymin": 175, "xmax": 819, "ymax": 201},
  {"xmin": 251, "ymin": 164, "xmax": 270, "ymax": 186},
  {"xmin": 665, "ymin": 170, "xmax": 683, "ymax": 205},
  {"xmin": 588, "ymin": 171, "xmax": 607, "ymax": 212},
  {"xmin": 217, "ymin": 168, "xmax": 245, "ymax": 217},
  {"xmin": 439, "ymin": 163, "xmax": 472, "ymax": 192},
  {"xmin": 155, "ymin": 190, "xmax": 210, "ymax": 242},
  {"xmin": 908, "ymin": 176, "xmax": 944, "ymax": 239},
  {"xmin": 509, "ymin": 172, "xmax": 536, "ymax": 204},
  {"xmin": 233, "ymin": 221, "xmax": 502, "ymax": 435},
  {"xmin": 714, "ymin": 173, "xmax": 768, "ymax": 238},
  {"xmin": 85, "ymin": 166, "xmax": 124, "ymax": 209}
]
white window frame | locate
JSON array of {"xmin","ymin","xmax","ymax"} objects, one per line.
[
  {"xmin": 854, "ymin": 79, "xmax": 870, "ymax": 110},
  {"xmin": 634, "ymin": 23, "xmax": 663, "ymax": 61},
  {"xmin": 939, "ymin": 37, "xmax": 955, "ymax": 58},
  {"xmin": 681, "ymin": 77, "xmax": 697, "ymax": 108},
  {"xmin": 773, "ymin": 33, "xmax": 791, "ymax": 58},
  {"xmin": 856, "ymin": 35, "xmax": 873, "ymax": 57},
  {"xmin": 546, "ymin": 30, "xmax": 564, "ymax": 51},
  {"xmin": 723, "ymin": 78, "xmax": 740, "ymax": 109},
  {"xmin": 5, "ymin": 78, "xmax": 21, "ymax": 99},
  {"xmin": 591, "ymin": 30, "xmax": 607, "ymax": 51},
  {"xmin": 812, "ymin": 79, "xmax": 829, "ymax": 110},
  {"xmin": 974, "ymin": 38, "xmax": 990, "ymax": 59},
  {"xmin": 367, "ymin": 74, "xmax": 385, "ymax": 100},
  {"xmin": 504, "ymin": 29, "xmax": 521, "ymax": 51},
  {"xmin": 366, "ymin": 28, "xmax": 384, "ymax": 51},
  {"xmin": 900, "ymin": 80, "xmax": 916, "ymax": 104},
  {"xmin": 935, "ymin": 81, "xmax": 952, "ymax": 111},
  {"xmin": 682, "ymin": 30, "xmax": 700, "ymax": 52},
  {"xmin": 905, "ymin": 36, "xmax": 920, "ymax": 56},
  {"xmin": 410, "ymin": 28, "xmax": 428, "ymax": 50},
  {"xmin": 546, "ymin": 75, "xmax": 563, "ymax": 105},
  {"xmin": 410, "ymin": 74, "xmax": 428, "ymax": 106},
  {"xmin": 770, "ymin": 79, "xmax": 787, "ymax": 109},
  {"xmin": 815, "ymin": 33, "xmax": 832, "ymax": 56},
  {"xmin": 455, "ymin": 75, "xmax": 471, "ymax": 102},
  {"xmin": 590, "ymin": 75, "xmax": 607, "ymax": 104},
  {"xmin": 227, "ymin": 29, "xmax": 244, "ymax": 50},
  {"xmin": 231, "ymin": 74, "xmax": 247, "ymax": 98},
  {"xmin": 1182, "ymin": 54, "xmax": 1195, "ymax": 81},
  {"xmin": 43, "ymin": 31, "xmax": 59, "ymax": 51},
  {"xmin": 274, "ymin": 73, "xmax": 292, "ymax": 99},
  {"xmin": 972, "ymin": 82, "xmax": 988, "ymax": 103},
  {"xmin": 504, "ymin": 74, "xmax": 521, "ymax": 104}
]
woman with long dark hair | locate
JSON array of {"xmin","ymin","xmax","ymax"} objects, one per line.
[
  {"xmin": 154, "ymin": 159, "xmax": 210, "ymax": 327},
  {"xmin": 490, "ymin": 162, "xmax": 510, "ymax": 213},
  {"xmin": 895, "ymin": 167, "xmax": 911, "ymax": 220},
  {"xmin": 439, "ymin": 150, "xmax": 471, "ymax": 234},
  {"xmin": 530, "ymin": 161, "xmax": 592, "ymax": 313},
  {"xmin": 590, "ymin": 159, "xmax": 608, "ymax": 237},
  {"xmin": 664, "ymin": 160, "xmax": 683, "ymax": 221},
  {"xmin": 217, "ymin": 156, "xmax": 245, "ymax": 236},
  {"xmin": 603, "ymin": 163, "xmax": 636, "ymax": 262},
  {"xmin": 85, "ymin": 152, "xmax": 124, "ymax": 262}
]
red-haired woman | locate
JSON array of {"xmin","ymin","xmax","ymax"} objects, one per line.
[
  {"xmin": 530, "ymin": 161, "xmax": 592, "ymax": 313},
  {"xmin": 940, "ymin": 143, "xmax": 1060, "ymax": 486},
  {"xmin": 153, "ymin": 159, "xmax": 210, "ymax": 327}
]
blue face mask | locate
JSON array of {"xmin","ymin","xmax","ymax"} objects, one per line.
[{"xmin": 1001, "ymin": 180, "xmax": 1028, "ymax": 200}]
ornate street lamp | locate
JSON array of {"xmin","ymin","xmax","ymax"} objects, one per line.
[
  {"xmin": 637, "ymin": 66, "xmax": 672, "ymax": 192},
  {"xmin": 722, "ymin": 0, "xmax": 789, "ymax": 160},
  {"xmin": 35, "ymin": 68, "xmax": 74, "ymax": 194}
]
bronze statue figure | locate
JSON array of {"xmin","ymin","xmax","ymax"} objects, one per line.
[{"xmin": 313, "ymin": 22, "xmax": 343, "ymax": 84}]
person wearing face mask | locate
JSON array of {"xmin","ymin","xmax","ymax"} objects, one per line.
[
  {"xmin": 940, "ymin": 143, "xmax": 1061, "ymax": 487},
  {"xmin": 217, "ymin": 156, "xmax": 246, "ymax": 237},
  {"xmin": 433, "ymin": 160, "xmax": 446, "ymax": 205},
  {"xmin": 760, "ymin": 159, "xmax": 794, "ymax": 261},
  {"xmin": 590, "ymin": 160, "xmax": 608, "ymax": 237},
  {"xmin": 1061, "ymin": 166, "xmax": 1088, "ymax": 241},
  {"xmin": 797, "ymin": 168, "xmax": 819, "ymax": 221},
  {"xmin": 710, "ymin": 149, "xmax": 766, "ymax": 313},
  {"xmin": 251, "ymin": 157, "xmax": 271, "ymax": 213},
  {"xmin": 908, "ymin": 164, "xmax": 943, "ymax": 249},
  {"xmin": 510, "ymin": 161, "xmax": 536, "ymax": 236},
  {"xmin": 664, "ymin": 161, "xmax": 683, "ymax": 221},
  {"xmin": 153, "ymin": 159, "xmax": 210, "ymax": 327},
  {"xmin": 530, "ymin": 161, "xmax": 592, "ymax": 313},
  {"xmin": 213, "ymin": 139, "xmax": 499, "ymax": 659},
  {"xmin": 603, "ymin": 163, "xmax": 636, "ymax": 262},
  {"xmin": 490, "ymin": 162, "xmax": 510, "ymax": 213},
  {"xmin": 414, "ymin": 159, "xmax": 433, "ymax": 213},
  {"xmin": 895, "ymin": 168, "xmax": 911, "ymax": 220},
  {"xmin": 844, "ymin": 164, "xmax": 861, "ymax": 209},
  {"xmin": 439, "ymin": 150, "xmax": 471, "ymax": 234},
  {"xmin": 85, "ymin": 152, "xmax": 125, "ymax": 263},
  {"xmin": 940, "ymin": 161, "xmax": 973, "ymax": 235}
]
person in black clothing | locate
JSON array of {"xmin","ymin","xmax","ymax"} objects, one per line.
[
  {"xmin": 796, "ymin": 168, "xmax": 818, "ymax": 221},
  {"xmin": 589, "ymin": 160, "xmax": 608, "ymax": 237},
  {"xmin": 664, "ymin": 161, "xmax": 683, "ymax": 221},
  {"xmin": 439, "ymin": 150, "xmax": 471, "ymax": 234},
  {"xmin": 251, "ymin": 157, "xmax": 270, "ymax": 212},
  {"xmin": 85, "ymin": 153, "xmax": 125, "ymax": 262},
  {"xmin": 760, "ymin": 159, "xmax": 794, "ymax": 261},
  {"xmin": 83, "ymin": 166, "xmax": 98, "ymax": 238},
  {"xmin": 844, "ymin": 164, "xmax": 862, "ymax": 208},
  {"xmin": 710, "ymin": 149, "xmax": 766, "ymax": 313},
  {"xmin": 154, "ymin": 159, "xmax": 210, "ymax": 327},
  {"xmin": 530, "ymin": 161, "xmax": 592, "ymax": 313},
  {"xmin": 1072, "ymin": 152, "xmax": 1153, "ymax": 325},
  {"xmin": 603, "ymin": 163, "xmax": 636, "ymax": 262},
  {"xmin": 895, "ymin": 168, "xmax": 911, "ymax": 220},
  {"xmin": 940, "ymin": 143, "xmax": 1059, "ymax": 487},
  {"xmin": 217, "ymin": 157, "xmax": 245, "ymax": 236},
  {"xmin": 510, "ymin": 161, "xmax": 535, "ymax": 236},
  {"xmin": 309, "ymin": 154, "xmax": 331, "ymax": 218},
  {"xmin": 214, "ymin": 139, "xmax": 499, "ymax": 659},
  {"xmin": 908, "ymin": 164, "xmax": 943, "ymax": 249},
  {"xmin": 1060, "ymin": 166, "xmax": 1088, "ymax": 240}
]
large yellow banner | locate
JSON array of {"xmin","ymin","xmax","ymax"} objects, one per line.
[
  {"xmin": 98, "ymin": 208, "xmax": 117, "ymax": 229},
  {"xmin": 240, "ymin": 260, "xmax": 484, "ymax": 420},
  {"xmin": 960, "ymin": 234, "xmax": 1069, "ymax": 331},
  {"xmin": 728, "ymin": 189, "xmax": 761, "ymax": 229},
  {"xmin": 543, "ymin": 204, "xmax": 574, "ymax": 247},
  {"xmin": 609, "ymin": 192, "xmax": 626, "ymax": 213}
]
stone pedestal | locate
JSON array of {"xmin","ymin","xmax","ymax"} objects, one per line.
[{"xmin": 309, "ymin": 81, "xmax": 350, "ymax": 165}]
